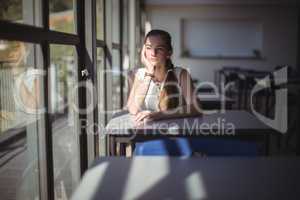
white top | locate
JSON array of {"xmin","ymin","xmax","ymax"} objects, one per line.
[{"xmin": 135, "ymin": 67, "xmax": 184, "ymax": 111}]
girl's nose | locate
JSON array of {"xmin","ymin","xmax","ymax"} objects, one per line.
[{"xmin": 150, "ymin": 48, "xmax": 157, "ymax": 56}]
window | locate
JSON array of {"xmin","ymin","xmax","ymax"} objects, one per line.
[
  {"xmin": 96, "ymin": 48, "xmax": 106, "ymax": 156},
  {"xmin": 50, "ymin": 44, "xmax": 80, "ymax": 198},
  {"xmin": 0, "ymin": 1, "xmax": 84, "ymax": 199},
  {"xmin": 0, "ymin": 0, "xmax": 142, "ymax": 198},
  {"xmin": 96, "ymin": 0, "xmax": 104, "ymax": 40},
  {"xmin": 111, "ymin": 0, "xmax": 122, "ymax": 110},
  {"xmin": 121, "ymin": 0, "xmax": 130, "ymax": 104},
  {"xmin": 0, "ymin": 40, "xmax": 43, "ymax": 200},
  {"xmin": 49, "ymin": 0, "xmax": 76, "ymax": 34},
  {"xmin": 0, "ymin": 0, "xmax": 40, "ymax": 26}
]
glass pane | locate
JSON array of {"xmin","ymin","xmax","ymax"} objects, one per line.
[
  {"xmin": 49, "ymin": 0, "xmax": 76, "ymax": 34},
  {"xmin": 122, "ymin": 0, "xmax": 129, "ymax": 48},
  {"xmin": 121, "ymin": 0, "xmax": 130, "ymax": 105},
  {"xmin": 50, "ymin": 44, "xmax": 80, "ymax": 199},
  {"xmin": 112, "ymin": 49, "xmax": 121, "ymax": 110},
  {"xmin": 112, "ymin": 0, "xmax": 120, "ymax": 43},
  {"xmin": 0, "ymin": 0, "xmax": 40, "ymax": 26},
  {"xmin": 96, "ymin": 0, "xmax": 104, "ymax": 40},
  {"xmin": 0, "ymin": 41, "xmax": 42, "ymax": 200},
  {"xmin": 122, "ymin": 53, "xmax": 130, "ymax": 105},
  {"xmin": 96, "ymin": 48, "xmax": 106, "ymax": 155},
  {"xmin": 97, "ymin": 48, "xmax": 105, "ymax": 118}
]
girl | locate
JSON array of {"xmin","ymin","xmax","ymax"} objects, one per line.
[{"xmin": 127, "ymin": 29, "xmax": 201, "ymax": 125}]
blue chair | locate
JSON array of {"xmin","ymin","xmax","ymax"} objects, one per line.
[
  {"xmin": 134, "ymin": 138, "xmax": 193, "ymax": 157},
  {"xmin": 134, "ymin": 138, "xmax": 259, "ymax": 156},
  {"xmin": 189, "ymin": 138, "xmax": 259, "ymax": 156}
]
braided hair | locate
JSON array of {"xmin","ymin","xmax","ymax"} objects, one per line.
[{"xmin": 144, "ymin": 30, "xmax": 185, "ymax": 110}]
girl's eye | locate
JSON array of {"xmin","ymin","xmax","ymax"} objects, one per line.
[
  {"xmin": 156, "ymin": 48, "xmax": 165, "ymax": 52},
  {"xmin": 146, "ymin": 46, "xmax": 151, "ymax": 50}
]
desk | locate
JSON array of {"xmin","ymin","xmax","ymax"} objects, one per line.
[
  {"xmin": 198, "ymin": 92, "xmax": 235, "ymax": 110},
  {"xmin": 106, "ymin": 111, "xmax": 280, "ymax": 156},
  {"xmin": 72, "ymin": 157, "xmax": 300, "ymax": 200}
]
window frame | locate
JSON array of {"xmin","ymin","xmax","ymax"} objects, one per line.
[{"xmin": 0, "ymin": 0, "xmax": 89, "ymax": 199}]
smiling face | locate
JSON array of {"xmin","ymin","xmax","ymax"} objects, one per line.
[{"xmin": 144, "ymin": 35, "xmax": 172, "ymax": 67}]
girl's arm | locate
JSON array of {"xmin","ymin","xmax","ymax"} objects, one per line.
[
  {"xmin": 127, "ymin": 45, "xmax": 155, "ymax": 115},
  {"xmin": 126, "ymin": 74, "xmax": 152, "ymax": 115}
]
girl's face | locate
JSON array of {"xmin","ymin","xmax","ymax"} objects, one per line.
[{"xmin": 144, "ymin": 35, "xmax": 172, "ymax": 66}]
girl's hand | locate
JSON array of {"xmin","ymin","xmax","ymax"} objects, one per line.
[
  {"xmin": 141, "ymin": 45, "xmax": 155, "ymax": 74},
  {"xmin": 133, "ymin": 110, "xmax": 165, "ymax": 125},
  {"xmin": 133, "ymin": 110, "xmax": 157, "ymax": 126}
]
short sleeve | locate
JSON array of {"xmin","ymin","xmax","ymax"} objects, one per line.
[{"xmin": 135, "ymin": 68, "xmax": 146, "ymax": 81}]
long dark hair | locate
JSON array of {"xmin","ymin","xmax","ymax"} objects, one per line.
[{"xmin": 144, "ymin": 30, "xmax": 184, "ymax": 110}]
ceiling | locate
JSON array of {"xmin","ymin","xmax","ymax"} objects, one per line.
[{"xmin": 144, "ymin": 0, "xmax": 300, "ymax": 6}]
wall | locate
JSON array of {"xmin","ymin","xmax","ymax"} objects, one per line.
[{"xmin": 146, "ymin": 4, "xmax": 298, "ymax": 82}]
